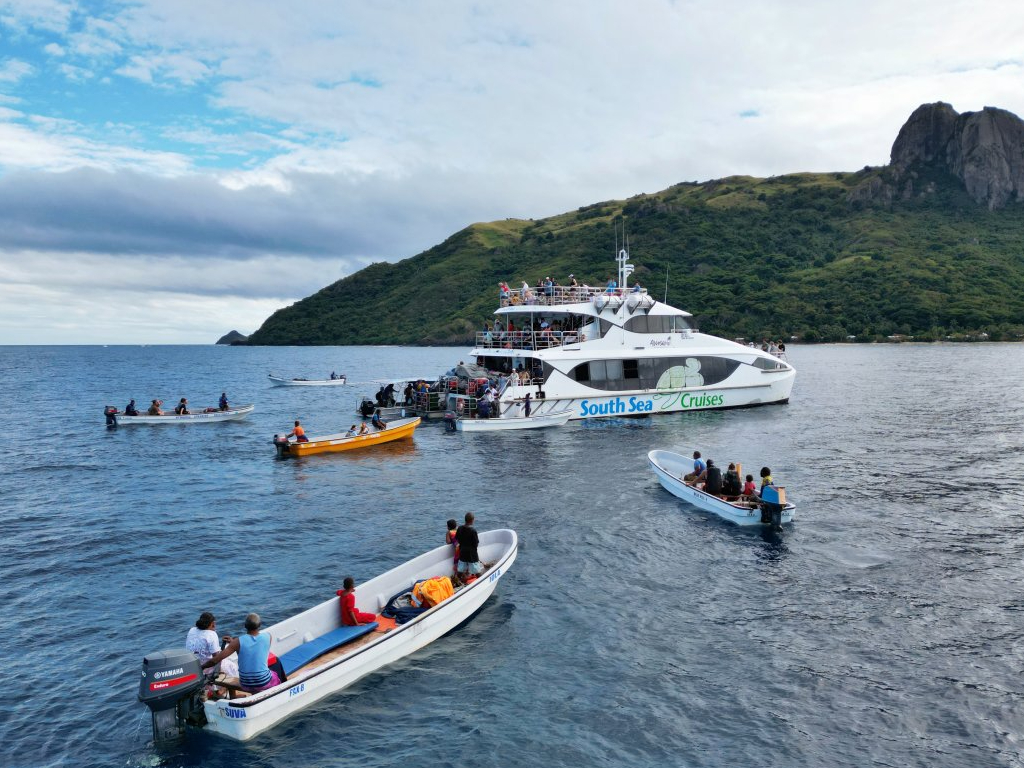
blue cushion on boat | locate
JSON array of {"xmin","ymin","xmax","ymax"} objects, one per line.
[{"xmin": 278, "ymin": 623, "xmax": 378, "ymax": 675}]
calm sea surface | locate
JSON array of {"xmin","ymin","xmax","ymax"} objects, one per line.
[{"xmin": 2, "ymin": 343, "xmax": 1023, "ymax": 768}]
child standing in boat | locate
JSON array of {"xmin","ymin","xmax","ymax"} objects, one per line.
[{"xmin": 446, "ymin": 519, "xmax": 460, "ymax": 575}]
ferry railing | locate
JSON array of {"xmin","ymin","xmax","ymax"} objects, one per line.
[
  {"xmin": 498, "ymin": 285, "xmax": 646, "ymax": 308},
  {"xmin": 474, "ymin": 329, "xmax": 585, "ymax": 350}
]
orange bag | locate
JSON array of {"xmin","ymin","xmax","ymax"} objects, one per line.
[{"xmin": 412, "ymin": 576, "xmax": 455, "ymax": 608}]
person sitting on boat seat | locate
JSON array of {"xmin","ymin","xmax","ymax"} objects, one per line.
[
  {"xmin": 742, "ymin": 474, "xmax": 757, "ymax": 498},
  {"xmin": 703, "ymin": 460, "xmax": 723, "ymax": 495},
  {"xmin": 203, "ymin": 613, "xmax": 280, "ymax": 693},
  {"xmin": 345, "ymin": 424, "xmax": 358, "ymax": 437},
  {"xmin": 358, "ymin": 422, "xmax": 370, "ymax": 436},
  {"xmin": 186, "ymin": 611, "xmax": 237, "ymax": 694},
  {"xmin": 371, "ymin": 408, "xmax": 388, "ymax": 430},
  {"xmin": 174, "ymin": 398, "xmax": 190, "ymax": 415},
  {"xmin": 148, "ymin": 399, "xmax": 163, "ymax": 416},
  {"xmin": 722, "ymin": 463, "xmax": 742, "ymax": 497},
  {"xmin": 287, "ymin": 420, "xmax": 309, "ymax": 442},
  {"xmin": 683, "ymin": 451, "xmax": 706, "ymax": 483},
  {"xmin": 219, "ymin": 392, "xmax": 229, "ymax": 411},
  {"xmin": 124, "ymin": 399, "xmax": 139, "ymax": 416},
  {"xmin": 337, "ymin": 577, "xmax": 377, "ymax": 626},
  {"xmin": 759, "ymin": 467, "xmax": 773, "ymax": 494}
]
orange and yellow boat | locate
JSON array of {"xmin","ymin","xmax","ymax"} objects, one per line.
[{"xmin": 272, "ymin": 416, "xmax": 421, "ymax": 457}]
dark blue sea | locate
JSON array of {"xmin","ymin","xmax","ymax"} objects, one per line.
[{"xmin": 2, "ymin": 343, "xmax": 1023, "ymax": 768}]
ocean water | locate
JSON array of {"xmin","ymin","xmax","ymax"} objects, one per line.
[{"xmin": 1, "ymin": 342, "xmax": 1023, "ymax": 768}]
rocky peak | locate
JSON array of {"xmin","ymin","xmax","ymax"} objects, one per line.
[{"xmin": 889, "ymin": 102, "xmax": 1024, "ymax": 209}]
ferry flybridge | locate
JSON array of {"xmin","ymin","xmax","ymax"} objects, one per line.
[{"xmin": 464, "ymin": 248, "xmax": 795, "ymax": 421}]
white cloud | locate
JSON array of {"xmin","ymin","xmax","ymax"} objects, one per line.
[
  {"xmin": 0, "ymin": 58, "xmax": 33, "ymax": 82},
  {"xmin": 2, "ymin": 0, "xmax": 1024, "ymax": 342}
]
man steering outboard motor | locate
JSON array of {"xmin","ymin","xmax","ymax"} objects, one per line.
[
  {"xmin": 138, "ymin": 649, "xmax": 206, "ymax": 743},
  {"xmin": 104, "ymin": 406, "xmax": 118, "ymax": 428}
]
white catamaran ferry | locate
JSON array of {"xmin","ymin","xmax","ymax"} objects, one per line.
[{"xmin": 463, "ymin": 249, "xmax": 795, "ymax": 420}]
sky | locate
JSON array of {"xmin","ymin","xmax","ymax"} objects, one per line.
[{"xmin": 1, "ymin": 0, "xmax": 1022, "ymax": 344}]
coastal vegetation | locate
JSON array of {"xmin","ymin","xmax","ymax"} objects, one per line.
[{"xmin": 246, "ymin": 166, "xmax": 1024, "ymax": 345}]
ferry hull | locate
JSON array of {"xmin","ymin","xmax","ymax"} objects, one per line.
[{"xmin": 506, "ymin": 373, "xmax": 794, "ymax": 421}]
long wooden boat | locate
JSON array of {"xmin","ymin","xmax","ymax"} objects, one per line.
[
  {"xmin": 453, "ymin": 409, "xmax": 573, "ymax": 432},
  {"xmin": 268, "ymin": 374, "xmax": 347, "ymax": 386},
  {"xmin": 113, "ymin": 404, "xmax": 255, "ymax": 424},
  {"xmin": 139, "ymin": 529, "xmax": 517, "ymax": 741},
  {"xmin": 273, "ymin": 416, "xmax": 420, "ymax": 456},
  {"xmin": 648, "ymin": 449, "xmax": 795, "ymax": 526}
]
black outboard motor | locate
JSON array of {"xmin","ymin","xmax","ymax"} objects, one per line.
[
  {"xmin": 272, "ymin": 434, "xmax": 290, "ymax": 457},
  {"xmin": 759, "ymin": 485, "xmax": 786, "ymax": 529},
  {"xmin": 444, "ymin": 410, "xmax": 457, "ymax": 432},
  {"xmin": 138, "ymin": 649, "xmax": 206, "ymax": 743},
  {"xmin": 104, "ymin": 406, "xmax": 118, "ymax": 427},
  {"xmin": 359, "ymin": 398, "xmax": 375, "ymax": 418}
]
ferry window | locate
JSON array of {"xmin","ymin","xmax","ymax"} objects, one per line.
[
  {"xmin": 671, "ymin": 316, "xmax": 692, "ymax": 332},
  {"xmin": 753, "ymin": 357, "xmax": 785, "ymax": 371},
  {"xmin": 589, "ymin": 360, "xmax": 608, "ymax": 381},
  {"xmin": 623, "ymin": 359, "xmax": 639, "ymax": 379},
  {"xmin": 605, "ymin": 359, "xmax": 623, "ymax": 380},
  {"xmin": 625, "ymin": 316, "xmax": 647, "ymax": 333},
  {"xmin": 574, "ymin": 363, "xmax": 591, "ymax": 382}
]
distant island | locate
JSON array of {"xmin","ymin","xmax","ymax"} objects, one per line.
[
  {"xmin": 247, "ymin": 102, "xmax": 1024, "ymax": 346},
  {"xmin": 216, "ymin": 330, "xmax": 249, "ymax": 345}
]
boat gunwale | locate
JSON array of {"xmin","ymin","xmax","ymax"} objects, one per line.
[{"xmin": 223, "ymin": 532, "xmax": 518, "ymax": 709}]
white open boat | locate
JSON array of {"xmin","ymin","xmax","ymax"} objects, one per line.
[
  {"xmin": 179, "ymin": 529, "xmax": 516, "ymax": 740},
  {"xmin": 113, "ymin": 404, "xmax": 255, "ymax": 424},
  {"xmin": 648, "ymin": 450, "xmax": 795, "ymax": 526},
  {"xmin": 268, "ymin": 374, "xmax": 347, "ymax": 387},
  {"xmin": 454, "ymin": 409, "xmax": 573, "ymax": 432}
]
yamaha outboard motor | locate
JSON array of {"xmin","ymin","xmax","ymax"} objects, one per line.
[
  {"xmin": 104, "ymin": 406, "xmax": 118, "ymax": 427},
  {"xmin": 444, "ymin": 410, "xmax": 457, "ymax": 432},
  {"xmin": 138, "ymin": 649, "xmax": 206, "ymax": 743}
]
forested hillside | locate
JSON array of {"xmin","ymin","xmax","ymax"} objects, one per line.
[{"xmin": 247, "ymin": 103, "xmax": 1024, "ymax": 345}]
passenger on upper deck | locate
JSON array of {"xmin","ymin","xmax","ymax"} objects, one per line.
[
  {"xmin": 499, "ymin": 281, "xmax": 511, "ymax": 301},
  {"xmin": 606, "ymin": 278, "xmax": 617, "ymax": 294}
]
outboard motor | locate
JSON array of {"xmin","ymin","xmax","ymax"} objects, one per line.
[
  {"xmin": 138, "ymin": 649, "xmax": 206, "ymax": 743},
  {"xmin": 272, "ymin": 434, "xmax": 290, "ymax": 456},
  {"xmin": 444, "ymin": 410, "xmax": 457, "ymax": 432},
  {"xmin": 759, "ymin": 485, "xmax": 786, "ymax": 529},
  {"xmin": 359, "ymin": 398, "xmax": 375, "ymax": 418},
  {"xmin": 104, "ymin": 406, "xmax": 118, "ymax": 427}
]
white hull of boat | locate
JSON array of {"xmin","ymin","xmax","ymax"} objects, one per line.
[
  {"xmin": 116, "ymin": 404, "xmax": 255, "ymax": 424},
  {"xmin": 202, "ymin": 529, "xmax": 518, "ymax": 740},
  {"xmin": 648, "ymin": 450, "xmax": 795, "ymax": 526},
  {"xmin": 269, "ymin": 375, "xmax": 347, "ymax": 386},
  {"xmin": 501, "ymin": 375, "xmax": 793, "ymax": 421},
  {"xmin": 454, "ymin": 409, "xmax": 573, "ymax": 431}
]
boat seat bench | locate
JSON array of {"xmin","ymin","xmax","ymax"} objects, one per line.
[{"xmin": 278, "ymin": 623, "xmax": 379, "ymax": 675}]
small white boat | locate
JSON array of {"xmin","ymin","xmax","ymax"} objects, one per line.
[
  {"xmin": 138, "ymin": 530, "xmax": 517, "ymax": 741},
  {"xmin": 453, "ymin": 409, "xmax": 573, "ymax": 432},
  {"xmin": 268, "ymin": 374, "xmax": 347, "ymax": 387},
  {"xmin": 112, "ymin": 404, "xmax": 255, "ymax": 424},
  {"xmin": 648, "ymin": 450, "xmax": 795, "ymax": 526}
]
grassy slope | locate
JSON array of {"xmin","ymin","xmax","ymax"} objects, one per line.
[{"xmin": 247, "ymin": 168, "xmax": 1024, "ymax": 345}]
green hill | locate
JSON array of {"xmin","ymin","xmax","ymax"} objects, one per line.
[{"xmin": 248, "ymin": 104, "xmax": 1024, "ymax": 345}]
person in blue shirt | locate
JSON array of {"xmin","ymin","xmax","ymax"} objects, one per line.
[
  {"xmin": 683, "ymin": 451, "xmax": 706, "ymax": 483},
  {"xmin": 371, "ymin": 408, "xmax": 388, "ymax": 430},
  {"xmin": 606, "ymin": 278, "xmax": 617, "ymax": 294},
  {"xmin": 218, "ymin": 392, "xmax": 229, "ymax": 410},
  {"xmin": 202, "ymin": 612, "xmax": 281, "ymax": 692}
]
